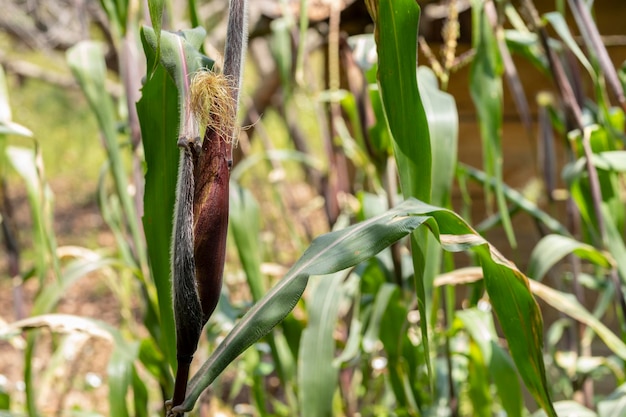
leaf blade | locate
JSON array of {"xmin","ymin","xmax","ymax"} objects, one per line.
[{"xmin": 177, "ymin": 199, "xmax": 552, "ymax": 415}]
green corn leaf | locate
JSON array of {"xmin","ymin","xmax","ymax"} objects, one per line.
[
  {"xmin": 0, "ymin": 65, "xmax": 11, "ymax": 123},
  {"xmin": 543, "ymin": 12, "xmax": 595, "ymax": 81},
  {"xmin": 418, "ymin": 66, "xmax": 458, "ymax": 207},
  {"xmin": 137, "ymin": 27, "xmax": 180, "ymax": 371},
  {"xmin": 338, "ymin": 91, "xmax": 377, "ymax": 176},
  {"xmin": 504, "ymin": 30, "xmax": 548, "ymax": 75},
  {"xmin": 141, "ymin": 25, "xmax": 211, "ymax": 74},
  {"xmin": 374, "ymin": 0, "xmax": 430, "ymax": 202},
  {"xmin": 147, "ymin": 0, "xmax": 165, "ymax": 66},
  {"xmin": 366, "ymin": 77, "xmax": 392, "ymax": 163},
  {"xmin": 362, "ymin": 283, "xmax": 397, "ymax": 353},
  {"xmin": 0, "ymin": 387, "xmax": 8, "ymax": 410},
  {"xmin": 564, "ymin": 148, "xmax": 626, "ymax": 241},
  {"xmin": 132, "ymin": 367, "xmax": 149, "ymax": 417},
  {"xmin": 369, "ymin": 0, "xmax": 434, "ymax": 387},
  {"xmin": 67, "ymin": 41, "xmax": 146, "ymax": 274},
  {"xmin": 333, "ymin": 278, "xmax": 363, "ymax": 367},
  {"xmin": 457, "ymin": 309, "xmax": 523, "ymax": 417},
  {"xmin": 32, "ymin": 255, "xmax": 121, "ymax": 315},
  {"xmin": 459, "ymin": 163, "xmax": 570, "ymax": 236},
  {"xmin": 598, "ymin": 383, "xmax": 626, "ymax": 416},
  {"xmin": 230, "ymin": 183, "xmax": 296, "ymax": 386},
  {"xmin": 104, "ymin": 319, "xmax": 143, "ymax": 417},
  {"xmin": 438, "ymin": 267, "xmax": 626, "ymax": 369},
  {"xmin": 270, "ymin": 17, "xmax": 293, "ymax": 88},
  {"xmin": 416, "ymin": 65, "xmax": 458, "ymax": 341},
  {"xmin": 138, "ymin": 337, "xmax": 173, "ymax": 393},
  {"xmin": 527, "ymin": 234, "xmax": 613, "ymax": 281},
  {"xmin": 107, "ymin": 327, "xmax": 141, "ymax": 417},
  {"xmin": 187, "ymin": 0, "xmax": 200, "ymax": 29},
  {"xmin": 24, "ymin": 334, "xmax": 37, "ymax": 417},
  {"xmin": 6, "ymin": 145, "xmax": 58, "ymax": 417},
  {"xmin": 298, "ymin": 272, "xmax": 346, "ymax": 417},
  {"xmin": 563, "ymin": 151, "xmax": 626, "ymax": 180},
  {"xmin": 467, "ymin": 341, "xmax": 491, "ymax": 417},
  {"xmin": 5, "ymin": 146, "xmax": 58, "ymax": 283},
  {"xmin": 0, "ymin": 120, "xmax": 32, "ymax": 136},
  {"xmin": 230, "ymin": 184, "xmax": 265, "ymax": 301},
  {"xmin": 379, "ymin": 285, "xmax": 419, "ymax": 412},
  {"xmin": 470, "ymin": 0, "xmax": 516, "ymax": 248},
  {"xmin": 531, "ymin": 276, "xmax": 626, "ymax": 360},
  {"xmin": 108, "ymin": 346, "xmax": 133, "ymax": 417},
  {"xmin": 603, "ymin": 206, "xmax": 626, "ymax": 287},
  {"xmin": 478, "ymin": 249, "xmax": 553, "ymax": 415},
  {"xmin": 97, "ymin": 165, "xmax": 136, "ymax": 269},
  {"xmin": 175, "ymin": 198, "xmax": 553, "ymax": 416},
  {"xmin": 98, "ymin": 0, "xmax": 128, "ymax": 40},
  {"xmin": 140, "ymin": 26, "xmax": 213, "ymax": 121},
  {"xmin": 0, "ymin": 66, "xmax": 32, "ymax": 137},
  {"xmin": 67, "ymin": 42, "xmax": 119, "ymax": 156},
  {"xmin": 178, "ymin": 200, "xmax": 431, "ymax": 412}
]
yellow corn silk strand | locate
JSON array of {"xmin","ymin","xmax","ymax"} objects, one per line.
[{"xmin": 190, "ymin": 71, "xmax": 237, "ymax": 147}]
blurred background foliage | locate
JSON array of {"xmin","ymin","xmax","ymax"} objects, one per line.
[{"xmin": 1, "ymin": 0, "xmax": 626, "ymax": 416}]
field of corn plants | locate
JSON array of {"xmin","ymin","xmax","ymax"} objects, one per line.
[{"xmin": 2, "ymin": 0, "xmax": 626, "ymax": 416}]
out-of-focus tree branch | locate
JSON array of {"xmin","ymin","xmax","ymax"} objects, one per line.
[{"xmin": 0, "ymin": 51, "xmax": 122, "ymax": 98}]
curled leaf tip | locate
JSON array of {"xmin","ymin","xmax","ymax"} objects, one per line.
[{"xmin": 190, "ymin": 70, "xmax": 238, "ymax": 145}]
